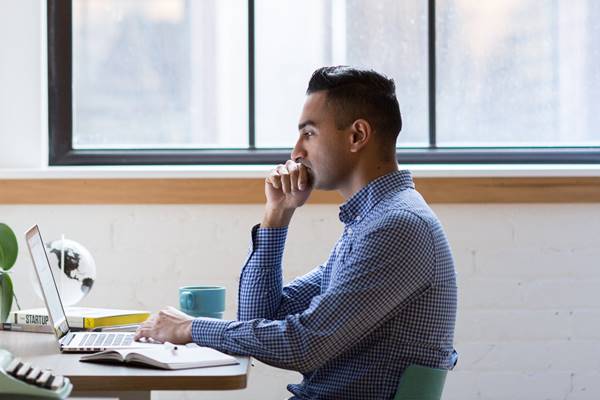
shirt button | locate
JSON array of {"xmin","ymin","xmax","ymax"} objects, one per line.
[
  {"xmin": 347, "ymin": 228, "xmax": 353, "ymax": 235},
  {"xmin": 355, "ymin": 215, "xmax": 361, "ymax": 221}
]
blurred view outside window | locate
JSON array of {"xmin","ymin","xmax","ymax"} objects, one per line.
[
  {"xmin": 72, "ymin": 0, "xmax": 600, "ymax": 151},
  {"xmin": 255, "ymin": 0, "xmax": 428, "ymax": 147},
  {"xmin": 437, "ymin": 1, "xmax": 600, "ymax": 146},
  {"xmin": 73, "ymin": 0, "xmax": 248, "ymax": 149}
]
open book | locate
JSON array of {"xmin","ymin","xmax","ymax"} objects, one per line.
[{"xmin": 79, "ymin": 343, "xmax": 239, "ymax": 370}]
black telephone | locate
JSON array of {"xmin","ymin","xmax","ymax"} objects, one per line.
[{"xmin": 0, "ymin": 349, "xmax": 72, "ymax": 399}]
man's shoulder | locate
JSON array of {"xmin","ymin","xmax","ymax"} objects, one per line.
[
  {"xmin": 347, "ymin": 207, "xmax": 437, "ymax": 271},
  {"xmin": 369, "ymin": 189, "xmax": 436, "ymax": 224},
  {"xmin": 362, "ymin": 206, "xmax": 434, "ymax": 240}
]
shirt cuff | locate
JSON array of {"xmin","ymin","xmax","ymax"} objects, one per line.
[
  {"xmin": 191, "ymin": 317, "xmax": 232, "ymax": 348},
  {"xmin": 253, "ymin": 223, "xmax": 288, "ymax": 244},
  {"xmin": 250, "ymin": 223, "xmax": 288, "ymax": 258}
]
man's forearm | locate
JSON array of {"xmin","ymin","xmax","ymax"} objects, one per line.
[
  {"xmin": 261, "ymin": 207, "xmax": 295, "ymax": 228},
  {"xmin": 237, "ymin": 225, "xmax": 287, "ymax": 320}
]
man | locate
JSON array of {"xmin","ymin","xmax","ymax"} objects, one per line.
[{"xmin": 135, "ymin": 66, "xmax": 457, "ymax": 399}]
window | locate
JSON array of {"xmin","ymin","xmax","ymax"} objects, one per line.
[
  {"xmin": 49, "ymin": 0, "xmax": 600, "ymax": 165},
  {"xmin": 436, "ymin": 1, "xmax": 600, "ymax": 148},
  {"xmin": 254, "ymin": 0, "xmax": 428, "ymax": 148}
]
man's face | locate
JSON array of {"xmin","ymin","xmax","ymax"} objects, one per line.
[{"xmin": 291, "ymin": 92, "xmax": 353, "ymax": 191}]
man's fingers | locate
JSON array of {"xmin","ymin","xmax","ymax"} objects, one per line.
[
  {"xmin": 286, "ymin": 161, "xmax": 299, "ymax": 192},
  {"xmin": 135, "ymin": 324, "xmax": 165, "ymax": 343},
  {"xmin": 267, "ymin": 164, "xmax": 286, "ymax": 189},
  {"xmin": 134, "ymin": 312, "xmax": 160, "ymax": 340},
  {"xmin": 266, "ymin": 173, "xmax": 281, "ymax": 189},
  {"xmin": 273, "ymin": 164, "xmax": 290, "ymax": 193},
  {"xmin": 298, "ymin": 164, "xmax": 308, "ymax": 191},
  {"xmin": 266, "ymin": 161, "xmax": 309, "ymax": 194},
  {"xmin": 280, "ymin": 171, "xmax": 291, "ymax": 193},
  {"xmin": 134, "ymin": 318, "xmax": 155, "ymax": 339},
  {"xmin": 275, "ymin": 164, "xmax": 287, "ymax": 175},
  {"xmin": 134, "ymin": 326, "xmax": 151, "ymax": 340}
]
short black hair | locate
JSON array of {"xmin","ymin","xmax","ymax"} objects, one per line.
[{"xmin": 306, "ymin": 66, "xmax": 402, "ymax": 143}]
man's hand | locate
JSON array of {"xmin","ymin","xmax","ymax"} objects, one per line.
[
  {"xmin": 134, "ymin": 306, "xmax": 194, "ymax": 345},
  {"xmin": 262, "ymin": 160, "xmax": 313, "ymax": 228}
]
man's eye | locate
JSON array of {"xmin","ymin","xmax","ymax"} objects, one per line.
[{"xmin": 304, "ymin": 131, "xmax": 314, "ymax": 137}]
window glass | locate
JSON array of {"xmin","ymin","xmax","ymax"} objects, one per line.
[
  {"xmin": 67, "ymin": 0, "xmax": 600, "ymax": 157},
  {"xmin": 255, "ymin": 0, "xmax": 428, "ymax": 148},
  {"xmin": 72, "ymin": 0, "xmax": 248, "ymax": 149},
  {"xmin": 437, "ymin": 1, "xmax": 600, "ymax": 146}
]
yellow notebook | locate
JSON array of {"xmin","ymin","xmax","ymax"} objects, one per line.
[{"xmin": 11, "ymin": 307, "xmax": 150, "ymax": 329}]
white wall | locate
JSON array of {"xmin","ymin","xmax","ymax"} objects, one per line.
[
  {"xmin": 0, "ymin": 0, "xmax": 46, "ymax": 168},
  {"xmin": 3, "ymin": 204, "xmax": 600, "ymax": 400},
  {"xmin": 1, "ymin": 1, "xmax": 600, "ymax": 399}
]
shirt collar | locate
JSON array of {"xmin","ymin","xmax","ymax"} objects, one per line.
[{"xmin": 338, "ymin": 170, "xmax": 415, "ymax": 225}]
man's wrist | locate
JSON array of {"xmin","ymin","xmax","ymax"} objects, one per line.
[
  {"xmin": 184, "ymin": 320, "xmax": 193, "ymax": 343},
  {"xmin": 261, "ymin": 207, "xmax": 295, "ymax": 228}
]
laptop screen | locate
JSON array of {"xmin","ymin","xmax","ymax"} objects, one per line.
[{"xmin": 26, "ymin": 225, "xmax": 69, "ymax": 340}]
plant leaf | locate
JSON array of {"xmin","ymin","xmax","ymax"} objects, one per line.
[
  {"xmin": 0, "ymin": 272, "xmax": 14, "ymax": 323},
  {"xmin": 0, "ymin": 223, "xmax": 18, "ymax": 271}
]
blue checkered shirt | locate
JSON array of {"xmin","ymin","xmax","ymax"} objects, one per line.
[{"xmin": 192, "ymin": 170, "xmax": 457, "ymax": 399}]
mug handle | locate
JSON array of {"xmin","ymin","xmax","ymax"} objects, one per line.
[{"xmin": 181, "ymin": 291, "xmax": 194, "ymax": 310}]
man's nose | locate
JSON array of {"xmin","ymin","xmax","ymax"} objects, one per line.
[{"xmin": 291, "ymin": 140, "xmax": 306, "ymax": 162}]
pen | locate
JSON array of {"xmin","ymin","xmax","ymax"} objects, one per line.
[{"xmin": 164, "ymin": 341, "xmax": 178, "ymax": 354}]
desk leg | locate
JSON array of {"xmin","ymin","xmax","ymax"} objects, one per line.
[{"xmin": 72, "ymin": 390, "xmax": 151, "ymax": 400}]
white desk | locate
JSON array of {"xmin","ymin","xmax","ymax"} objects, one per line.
[{"xmin": 0, "ymin": 331, "xmax": 250, "ymax": 400}]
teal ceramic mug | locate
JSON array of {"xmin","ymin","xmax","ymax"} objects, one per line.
[{"xmin": 179, "ymin": 286, "xmax": 226, "ymax": 319}]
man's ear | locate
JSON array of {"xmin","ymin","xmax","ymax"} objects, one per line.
[{"xmin": 348, "ymin": 119, "xmax": 372, "ymax": 153}]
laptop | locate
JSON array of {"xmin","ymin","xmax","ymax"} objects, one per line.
[{"xmin": 25, "ymin": 225, "xmax": 158, "ymax": 353}]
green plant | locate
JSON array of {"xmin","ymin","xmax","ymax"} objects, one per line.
[{"xmin": 0, "ymin": 223, "xmax": 18, "ymax": 322}]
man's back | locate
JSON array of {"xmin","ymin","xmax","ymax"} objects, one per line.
[{"xmin": 272, "ymin": 170, "xmax": 457, "ymax": 399}]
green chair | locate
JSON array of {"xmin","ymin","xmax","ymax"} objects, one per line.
[{"xmin": 393, "ymin": 364, "xmax": 449, "ymax": 400}]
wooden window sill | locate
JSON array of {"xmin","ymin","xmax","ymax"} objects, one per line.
[{"xmin": 1, "ymin": 177, "xmax": 599, "ymax": 204}]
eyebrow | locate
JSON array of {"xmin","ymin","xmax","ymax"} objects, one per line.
[{"xmin": 298, "ymin": 120, "xmax": 316, "ymax": 131}]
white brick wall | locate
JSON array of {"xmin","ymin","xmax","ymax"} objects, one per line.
[
  {"xmin": 435, "ymin": 204, "xmax": 600, "ymax": 400},
  {"xmin": 2, "ymin": 203, "xmax": 599, "ymax": 399}
]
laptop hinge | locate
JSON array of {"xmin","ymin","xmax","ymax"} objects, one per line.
[{"xmin": 62, "ymin": 331, "xmax": 76, "ymax": 346}]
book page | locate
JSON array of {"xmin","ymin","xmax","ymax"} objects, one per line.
[{"xmin": 83, "ymin": 345, "xmax": 238, "ymax": 370}]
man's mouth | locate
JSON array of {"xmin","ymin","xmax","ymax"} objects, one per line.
[
  {"xmin": 298, "ymin": 160, "xmax": 314, "ymax": 173},
  {"xmin": 294, "ymin": 158, "xmax": 315, "ymax": 184},
  {"xmin": 295, "ymin": 157, "xmax": 312, "ymax": 170}
]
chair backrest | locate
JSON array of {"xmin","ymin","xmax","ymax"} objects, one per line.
[{"xmin": 393, "ymin": 364, "xmax": 448, "ymax": 400}]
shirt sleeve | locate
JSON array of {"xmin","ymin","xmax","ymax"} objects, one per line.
[
  {"xmin": 237, "ymin": 224, "xmax": 323, "ymax": 321},
  {"xmin": 192, "ymin": 211, "xmax": 436, "ymax": 374}
]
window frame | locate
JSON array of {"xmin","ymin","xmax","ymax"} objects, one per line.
[{"xmin": 48, "ymin": 0, "xmax": 600, "ymax": 166}]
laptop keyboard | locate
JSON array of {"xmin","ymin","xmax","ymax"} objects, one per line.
[{"xmin": 80, "ymin": 333, "xmax": 134, "ymax": 348}]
